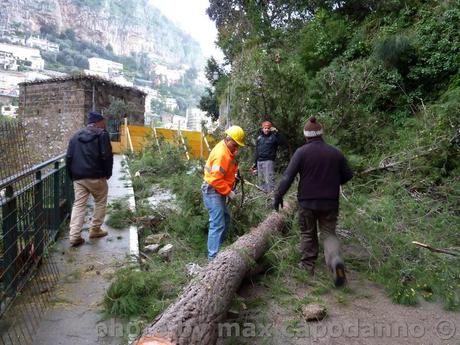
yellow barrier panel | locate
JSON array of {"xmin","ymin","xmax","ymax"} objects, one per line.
[{"xmin": 112, "ymin": 125, "xmax": 215, "ymax": 159}]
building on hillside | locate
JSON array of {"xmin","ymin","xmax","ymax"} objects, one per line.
[
  {"xmin": 185, "ymin": 107, "xmax": 215, "ymax": 131},
  {"xmin": 159, "ymin": 113, "xmax": 187, "ymax": 129},
  {"xmin": 0, "ymin": 33, "xmax": 26, "ymax": 45},
  {"xmin": 152, "ymin": 64, "xmax": 185, "ymax": 86},
  {"xmin": 25, "ymin": 36, "xmax": 59, "ymax": 52},
  {"xmin": 18, "ymin": 74, "xmax": 146, "ymax": 162},
  {"xmin": 144, "ymin": 112, "xmax": 161, "ymax": 127},
  {"xmin": 0, "ymin": 50, "xmax": 18, "ymax": 70},
  {"xmin": 0, "ymin": 70, "xmax": 54, "ymax": 109},
  {"xmin": 0, "ymin": 70, "xmax": 26, "ymax": 89},
  {"xmin": 137, "ymin": 86, "xmax": 160, "ymax": 124},
  {"xmin": 165, "ymin": 97, "xmax": 178, "ymax": 112},
  {"xmin": 88, "ymin": 57, "xmax": 123, "ymax": 76},
  {"xmin": 0, "ymin": 88, "xmax": 19, "ymax": 106},
  {"xmin": 0, "ymin": 43, "xmax": 44, "ymax": 70}
]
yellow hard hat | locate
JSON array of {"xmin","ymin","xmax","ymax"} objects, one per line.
[{"xmin": 225, "ymin": 125, "xmax": 245, "ymax": 147}]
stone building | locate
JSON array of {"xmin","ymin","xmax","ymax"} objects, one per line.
[{"xmin": 18, "ymin": 74, "xmax": 146, "ymax": 163}]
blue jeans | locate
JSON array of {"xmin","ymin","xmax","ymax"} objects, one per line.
[{"xmin": 202, "ymin": 182, "xmax": 230, "ymax": 260}]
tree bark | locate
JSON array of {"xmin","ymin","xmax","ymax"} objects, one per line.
[{"xmin": 133, "ymin": 202, "xmax": 293, "ymax": 345}]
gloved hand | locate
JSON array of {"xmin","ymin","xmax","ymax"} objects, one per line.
[
  {"xmin": 235, "ymin": 170, "xmax": 241, "ymax": 183},
  {"xmin": 273, "ymin": 195, "xmax": 284, "ymax": 211},
  {"xmin": 270, "ymin": 127, "xmax": 278, "ymax": 132},
  {"xmin": 228, "ymin": 190, "xmax": 237, "ymax": 200}
]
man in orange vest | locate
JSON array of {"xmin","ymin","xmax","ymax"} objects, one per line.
[{"xmin": 202, "ymin": 125, "xmax": 245, "ymax": 260}]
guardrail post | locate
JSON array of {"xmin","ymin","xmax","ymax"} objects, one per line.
[
  {"xmin": 2, "ymin": 185, "xmax": 18, "ymax": 295},
  {"xmin": 35, "ymin": 171, "xmax": 44, "ymax": 258},
  {"xmin": 65, "ymin": 170, "xmax": 73, "ymax": 216},
  {"xmin": 53, "ymin": 161, "xmax": 60, "ymax": 238}
]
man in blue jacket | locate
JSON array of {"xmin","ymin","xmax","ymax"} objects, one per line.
[
  {"xmin": 66, "ymin": 111, "xmax": 113, "ymax": 247},
  {"xmin": 273, "ymin": 117, "xmax": 353, "ymax": 287}
]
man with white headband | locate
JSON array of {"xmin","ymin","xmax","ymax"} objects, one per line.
[{"xmin": 273, "ymin": 116, "xmax": 353, "ymax": 287}]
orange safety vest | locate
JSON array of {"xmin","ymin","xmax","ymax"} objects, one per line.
[{"xmin": 204, "ymin": 140, "xmax": 238, "ymax": 196}]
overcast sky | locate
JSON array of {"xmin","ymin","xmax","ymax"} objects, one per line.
[{"xmin": 149, "ymin": 0, "xmax": 223, "ymax": 62}]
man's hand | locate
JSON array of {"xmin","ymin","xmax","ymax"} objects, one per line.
[
  {"xmin": 250, "ymin": 164, "xmax": 257, "ymax": 175},
  {"xmin": 273, "ymin": 195, "xmax": 284, "ymax": 211},
  {"xmin": 270, "ymin": 127, "xmax": 278, "ymax": 132},
  {"xmin": 228, "ymin": 190, "xmax": 237, "ymax": 200}
]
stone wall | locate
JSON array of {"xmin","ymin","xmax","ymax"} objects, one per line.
[
  {"xmin": 92, "ymin": 80, "xmax": 145, "ymax": 124},
  {"xmin": 19, "ymin": 80, "xmax": 87, "ymax": 163},
  {"xmin": 18, "ymin": 76, "xmax": 146, "ymax": 163}
]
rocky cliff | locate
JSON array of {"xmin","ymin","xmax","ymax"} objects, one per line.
[{"xmin": 0, "ymin": 0, "xmax": 203, "ymax": 66}]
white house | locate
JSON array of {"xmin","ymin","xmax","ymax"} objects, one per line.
[
  {"xmin": 153, "ymin": 64, "xmax": 185, "ymax": 85},
  {"xmin": 88, "ymin": 57, "xmax": 123, "ymax": 76},
  {"xmin": 25, "ymin": 36, "xmax": 59, "ymax": 53},
  {"xmin": 137, "ymin": 86, "xmax": 159, "ymax": 116},
  {"xmin": 171, "ymin": 115, "xmax": 187, "ymax": 129},
  {"xmin": 185, "ymin": 107, "xmax": 215, "ymax": 131},
  {"xmin": 165, "ymin": 97, "xmax": 178, "ymax": 111},
  {"xmin": 0, "ymin": 43, "xmax": 44, "ymax": 70},
  {"xmin": 159, "ymin": 114, "xmax": 187, "ymax": 129}
]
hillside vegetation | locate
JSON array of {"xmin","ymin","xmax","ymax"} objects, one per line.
[
  {"xmin": 1, "ymin": 0, "xmax": 204, "ymax": 73},
  {"xmin": 202, "ymin": 0, "xmax": 460, "ymax": 309}
]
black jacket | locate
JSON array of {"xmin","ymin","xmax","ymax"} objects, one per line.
[
  {"xmin": 253, "ymin": 131, "xmax": 284, "ymax": 164},
  {"xmin": 66, "ymin": 125, "xmax": 113, "ymax": 181},
  {"xmin": 276, "ymin": 137, "xmax": 353, "ymax": 209}
]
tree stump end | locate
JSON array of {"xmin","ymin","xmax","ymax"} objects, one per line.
[{"xmin": 133, "ymin": 336, "xmax": 174, "ymax": 345}]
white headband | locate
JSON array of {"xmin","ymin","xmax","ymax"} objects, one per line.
[{"xmin": 304, "ymin": 129, "xmax": 323, "ymax": 137}]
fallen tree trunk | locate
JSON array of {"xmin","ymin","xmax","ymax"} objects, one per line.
[{"xmin": 133, "ymin": 202, "xmax": 293, "ymax": 345}]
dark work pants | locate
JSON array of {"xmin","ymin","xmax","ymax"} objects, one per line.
[{"xmin": 298, "ymin": 207, "xmax": 343, "ymax": 270}]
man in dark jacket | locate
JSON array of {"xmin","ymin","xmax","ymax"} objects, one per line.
[
  {"xmin": 251, "ymin": 120, "xmax": 284, "ymax": 193},
  {"xmin": 273, "ymin": 117, "xmax": 353, "ymax": 287},
  {"xmin": 66, "ymin": 111, "xmax": 113, "ymax": 246}
]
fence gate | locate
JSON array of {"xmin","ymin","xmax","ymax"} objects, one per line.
[{"xmin": 0, "ymin": 121, "xmax": 72, "ymax": 345}]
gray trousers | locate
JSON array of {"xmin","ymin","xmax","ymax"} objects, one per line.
[
  {"xmin": 298, "ymin": 207, "xmax": 343, "ymax": 270},
  {"xmin": 257, "ymin": 160, "xmax": 275, "ymax": 193}
]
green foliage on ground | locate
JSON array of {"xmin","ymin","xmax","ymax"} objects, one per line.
[
  {"xmin": 104, "ymin": 259, "xmax": 188, "ymax": 320},
  {"xmin": 204, "ymin": 0, "xmax": 460, "ymax": 309},
  {"xmin": 341, "ymin": 174, "xmax": 460, "ymax": 310},
  {"xmin": 105, "ymin": 198, "xmax": 134, "ymax": 229}
]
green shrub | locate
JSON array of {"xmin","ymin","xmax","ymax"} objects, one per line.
[
  {"xmin": 374, "ymin": 34, "xmax": 416, "ymax": 76},
  {"xmin": 298, "ymin": 11, "xmax": 351, "ymax": 74}
]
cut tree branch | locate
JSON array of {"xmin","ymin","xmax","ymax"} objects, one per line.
[{"xmin": 412, "ymin": 241, "xmax": 459, "ymax": 257}]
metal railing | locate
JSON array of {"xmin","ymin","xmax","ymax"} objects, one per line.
[{"xmin": 0, "ymin": 153, "xmax": 72, "ymax": 344}]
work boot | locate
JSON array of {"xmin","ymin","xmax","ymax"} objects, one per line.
[
  {"xmin": 334, "ymin": 263, "xmax": 347, "ymax": 287},
  {"xmin": 70, "ymin": 237, "xmax": 85, "ymax": 247},
  {"xmin": 89, "ymin": 226, "xmax": 108, "ymax": 239}
]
